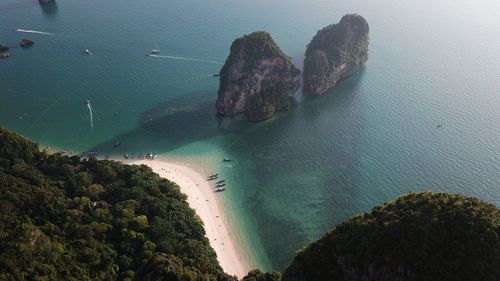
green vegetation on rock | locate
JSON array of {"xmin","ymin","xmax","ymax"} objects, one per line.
[
  {"xmin": 303, "ymin": 14, "xmax": 369, "ymax": 95},
  {"xmin": 242, "ymin": 270, "xmax": 280, "ymax": 281},
  {"xmin": 229, "ymin": 32, "xmax": 289, "ymax": 72},
  {"xmin": 0, "ymin": 128, "xmax": 235, "ymax": 281},
  {"xmin": 281, "ymin": 192, "xmax": 500, "ymax": 281},
  {"xmin": 216, "ymin": 31, "xmax": 301, "ymax": 122}
]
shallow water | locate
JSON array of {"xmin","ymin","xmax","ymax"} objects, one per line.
[{"xmin": 1, "ymin": 0, "xmax": 500, "ymax": 271}]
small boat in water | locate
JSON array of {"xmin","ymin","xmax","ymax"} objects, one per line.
[
  {"xmin": 212, "ymin": 73, "xmax": 220, "ymax": 77},
  {"xmin": 84, "ymin": 100, "xmax": 90, "ymax": 106},
  {"xmin": 222, "ymin": 158, "xmax": 232, "ymax": 162},
  {"xmin": 83, "ymin": 49, "xmax": 91, "ymax": 55},
  {"xmin": 216, "ymin": 180, "xmax": 225, "ymax": 184},
  {"xmin": 124, "ymin": 153, "xmax": 129, "ymax": 159},
  {"xmin": 437, "ymin": 123, "xmax": 443, "ymax": 128},
  {"xmin": 215, "ymin": 188, "xmax": 226, "ymax": 192},
  {"xmin": 216, "ymin": 183, "xmax": 225, "ymax": 188},
  {"xmin": 113, "ymin": 142, "xmax": 121, "ymax": 149},
  {"xmin": 151, "ymin": 44, "xmax": 160, "ymax": 54}
]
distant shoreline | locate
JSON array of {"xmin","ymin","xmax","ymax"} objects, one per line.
[{"xmin": 113, "ymin": 157, "xmax": 251, "ymax": 278}]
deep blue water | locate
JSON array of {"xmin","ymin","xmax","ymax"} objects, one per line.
[{"xmin": 1, "ymin": 0, "xmax": 500, "ymax": 271}]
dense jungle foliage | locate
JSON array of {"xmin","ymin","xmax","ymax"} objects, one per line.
[
  {"xmin": 0, "ymin": 128, "xmax": 234, "ymax": 281},
  {"xmin": 281, "ymin": 192, "xmax": 500, "ymax": 281}
]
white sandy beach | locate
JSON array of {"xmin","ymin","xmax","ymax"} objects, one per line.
[{"xmin": 118, "ymin": 158, "xmax": 250, "ymax": 279}]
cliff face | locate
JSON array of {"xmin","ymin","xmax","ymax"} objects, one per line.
[
  {"xmin": 303, "ymin": 14, "xmax": 369, "ymax": 95},
  {"xmin": 281, "ymin": 192, "xmax": 500, "ymax": 281},
  {"xmin": 216, "ymin": 32, "xmax": 301, "ymax": 122}
]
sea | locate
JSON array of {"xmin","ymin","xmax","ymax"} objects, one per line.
[{"xmin": 1, "ymin": 0, "xmax": 500, "ymax": 272}]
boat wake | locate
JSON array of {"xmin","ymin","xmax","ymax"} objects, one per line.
[
  {"xmin": 148, "ymin": 54, "xmax": 223, "ymax": 65},
  {"xmin": 15, "ymin": 28, "xmax": 53, "ymax": 35},
  {"xmin": 86, "ymin": 101, "xmax": 94, "ymax": 130}
]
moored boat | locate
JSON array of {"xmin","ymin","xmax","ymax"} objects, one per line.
[{"xmin": 208, "ymin": 174, "xmax": 219, "ymax": 180}]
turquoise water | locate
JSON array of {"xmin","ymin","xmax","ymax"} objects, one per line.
[{"xmin": 2, "ymin": 0, "xmax": 500, "ymax": 271}]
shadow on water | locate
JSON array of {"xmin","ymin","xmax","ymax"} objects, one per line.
[
  {"xmin": 40, "ymin": 2, "xmax": 58, "ymax": 17},
  {"xmin": 89, "ymin": 91, "xmax": 252, "ymax": 155},
  {"xmin": 90, "ymin": 72, "xmax": 368, "ymax": 271},
  {"xmin": 217, "ymin": 72, "xmax": 369, "ymax": 270}
]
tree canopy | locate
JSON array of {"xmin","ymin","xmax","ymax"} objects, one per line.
[
  {"xmin": 282, "ymin": 192, "xmax": 500, "ymax": 281},
  {"xmin": 0, "ymin": 128, "xmax": 234, "ymax": 281}
]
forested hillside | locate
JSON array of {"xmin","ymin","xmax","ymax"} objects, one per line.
[{"xmin": 0, "ymin": 128, "xmax": 234, "ymax": 281}]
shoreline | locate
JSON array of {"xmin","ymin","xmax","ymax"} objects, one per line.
[{"xmin": 116, "ymin": 157, "xmax": 251, "ymax": 279}]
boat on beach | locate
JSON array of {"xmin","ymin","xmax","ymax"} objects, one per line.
[
  {"xmin": 215, "ymin": 188, "xmax": 225, "ymax": 192},
  {"xmin": 216, "ymin": 183, "xmax": 225, "ymax": 188},
  {"xmin": 207, "ymin": 174, "xmax": 219, "ymax": 180}
]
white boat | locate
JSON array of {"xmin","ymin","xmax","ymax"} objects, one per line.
[
  {"xmin": 84, "ymin": 49, "xmax": 91, "ymax": 55},
  {"xmin": 151, "ymin": 45, "xmax": 160, "ymax": 54}
]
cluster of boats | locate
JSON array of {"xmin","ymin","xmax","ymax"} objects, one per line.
[
  {"xmin": 207, "ymin": 174, "xmax": 226, "ymax": 192},
  {"xmin": 124, "ymin": 153, "xmax": 158, "ymax": 160},
  {"xmin": 81, "ymin": 151, "xmax": 98, "ymax": 158}
]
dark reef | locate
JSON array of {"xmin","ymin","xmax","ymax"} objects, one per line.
[
  {"xmin": 20, "ymin": 39, "xmax": 34, "ymax": 47},
  {"xmin": 0, "ymin": 44, "xmax": 10, "ymax": 59}
]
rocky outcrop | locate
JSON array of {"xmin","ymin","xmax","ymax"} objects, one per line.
[
  {"xmin": 0, "ymin": 45, "xmax": 10, "ymax": 59},
  {"xmin": 216, "ymin": 31, "xmax": 301, "ymax": 122},
  {"xmin": 20, "ymin": 39, "xmax": 34, "ymax": 47},
  {"xmin": 303, "ymin": 14, "xmax": 369, "ymax": 95}
]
